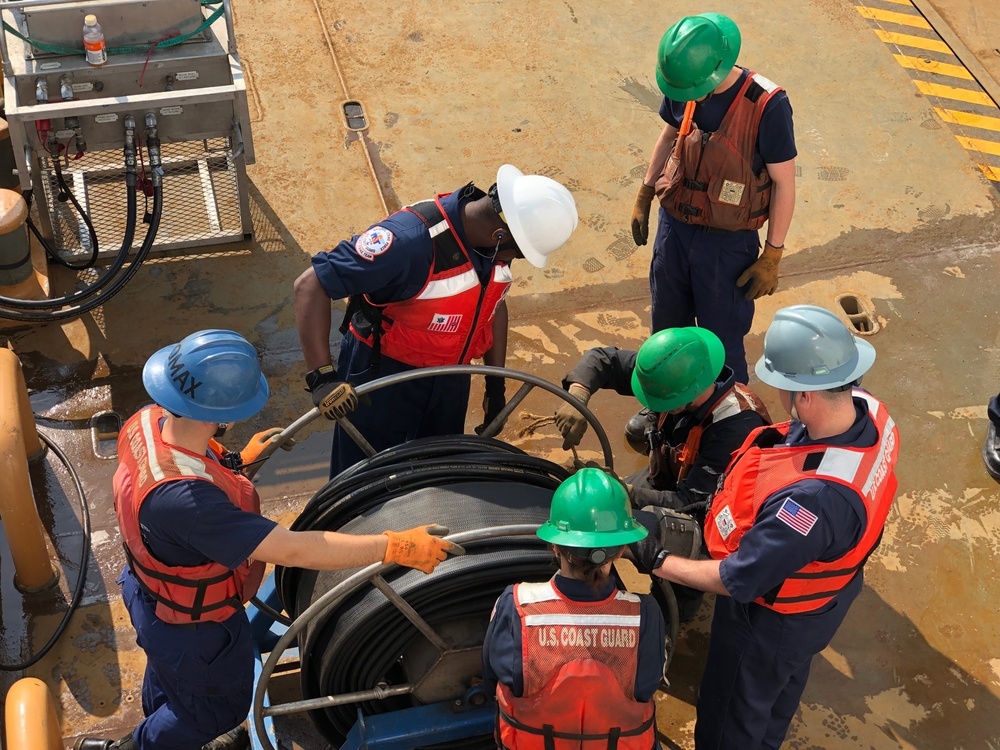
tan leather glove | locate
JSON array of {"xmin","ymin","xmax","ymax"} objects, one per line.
[
  {"xmin": 630, "ymin": 183, "xmax": 656, "ymax": 246},
  {"xmin": 736, "ymin": 242, "xmax": 783, "ymax": 300},
  {"xmin": 383, "ymin": 524, "xmax": 465, "ymax": 574},
  {"xmin": 239, "ymin": 428, "xmax": 295, "ymax": 467},
  {"xmin": 553, "ymin": 383, "xmax": 592, "ymax": 450}
]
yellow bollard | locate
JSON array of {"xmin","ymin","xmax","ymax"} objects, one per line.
[
  {"xmin": 0, "ymin": 347, "xmax": 56, "ymax": 592},
  {"xmin": 4, "ymin": 677, "xmax": 63, "ymax": 750}
]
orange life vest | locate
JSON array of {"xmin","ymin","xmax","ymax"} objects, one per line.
[
  {"xmin": 113, "ymin": 405, "xmax": 265, "ymax": 624},
  {"xmin": 352, "ymin": 193, "xmax": 511, "ymax": 367},
  {"xmin": 655, "ymin": 71, "xmax": 783, "ymax": 231},
  {"xmin": 649, "ymin": 382, "xmax": 771, "ymax": 485},
  {"xmin": 495, "ymin": 580, "xmax": 656, "ymax": 750},
  {"xmin": 703, "ymin": 391, "xmax": 899, "ymax": 614}
]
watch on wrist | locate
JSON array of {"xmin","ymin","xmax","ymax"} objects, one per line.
[
  {"xmin": 653, "ymin": 549, "xmax": 670, "ymax": 570},
  {"xmin": 305, "ymin": 365, "xmax": 334, "ymax": 392}
]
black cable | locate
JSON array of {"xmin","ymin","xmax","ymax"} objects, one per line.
[
  {"xmin": 249, "ymin": 595, "xmax": 292, "ymax": 628},
  {"xmin": 28, "ymin": 160, "xmax": 101, "ymax": 270},
  {"xmin": 1, "ymin": 184, "xmax": 136, "ymax": 311},
  {"xmin": 0, "ymin": 185, "xmax": 160, "ymax": 322},
  {"xmin": 0, "ymin": 430, "xmax": 90, "ymax": 672}
]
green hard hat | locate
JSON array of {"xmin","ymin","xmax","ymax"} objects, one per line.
[
  {"xmin": 656, "ymin": 13, "xmax": 742, "ymax": 101},
  {"xmin": 537, "ymin": 468, "xmax": 648, "ymax": 548},
  {"xmin": 631, "ymin": 327, "xmax": 725, "ymax": 412}
]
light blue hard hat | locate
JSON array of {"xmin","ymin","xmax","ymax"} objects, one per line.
[
  {"xmin": 755, "ymin": 305, "xmax": 875, "ymax": 391},
  {"xmin": 142, "ymin": 329, "xmax": 269, "ymax": 422}
]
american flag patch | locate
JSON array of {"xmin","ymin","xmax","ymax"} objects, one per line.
[
  {"xmin": 775, "ymin": 498, "xmax": 818, "ymax": 536},
  {"xmin": 427, "ymin": 313, "xmax": 462, "ymax": 333}
]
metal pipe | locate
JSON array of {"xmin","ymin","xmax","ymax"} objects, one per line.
[
  {"xmin": 3, "ymin": 678, "xmax": 62, "ymax": 750},
  {"xmin": 264, "ymin": 683, "xmax": 412, "ymax": 716},
  {"xmin": 5, "ymin": 85, "xmax": 242, "ymax": 121},
  {"xmin": 0, "ymin": 348, "xmax": 55, "ymax": 592},
  {"xmin": 370, "ymin": 574, "xmax": 450, "ymax": 652},
  {"xmin": 242, "ymin": 365, "xmax": 615, "ymax": 479}
]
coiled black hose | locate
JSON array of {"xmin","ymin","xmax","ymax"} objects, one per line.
[
  {"xmin": 276, "ymin": 436, "xmax": 568, "ymax": 749},
  {"xmin": 0, "ymin": 430, "xmax": 90, "ymax": 671}
]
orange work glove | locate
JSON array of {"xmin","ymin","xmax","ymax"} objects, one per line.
[
  {"xmin": 239, "ymin": 428, "xmax": 295, "ymax": 467},
  {"xmin": 736, "ymin": 241, "xmax": 783, "ymax": 300},
  {"xmin": 630, "ymin": 183, "xmax": 656, "ymax": 246},
  {"xmin": 382, "ymin": 524, "xmax": 465, "ymax": 574}
]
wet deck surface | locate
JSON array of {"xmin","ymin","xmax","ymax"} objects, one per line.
[{"xmin": 2, "ymin": 0, "xmax": 1000, "ymax": 748}]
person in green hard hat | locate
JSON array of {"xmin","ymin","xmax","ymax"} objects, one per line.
[
  {"xmin": 554, "ymin": 327, "xmax": 771, "ymax": 621},
  {"xmin": 482, "ymin": 468, "xmax": 665, "ymax": 750},
  {"xmin": 629, "ymin": 12, "xmax": 797, "ymax": 397}
]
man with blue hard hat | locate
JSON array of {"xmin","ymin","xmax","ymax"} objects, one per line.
[
  {"xmin": 626, "ymin": 12, "xmax": 797, "ymax": 442},
  {"xmin": 483, "ymin": 468, "xmax": 665, "ymax": 750},
  {"xmin": 75, "ymin": 330, "xmax": 461, "ymax": 750},
  {"xmin": 628, "ymin": 305, "xmax": 900, "ymax": 749},
  {"xmin": 294, "ymin": 165, "xmax": 578, "ymax": 478}
]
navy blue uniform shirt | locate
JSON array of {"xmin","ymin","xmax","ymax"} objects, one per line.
[
  {"xmin": 719, "ymin": 398, "xmax": 876, "ymax": 606},
  {"xmin": 482, "ymin": 574, "xmax": 665, "ymax": 702},
  {"xmin": 137, "ymin": 426, "xmax": 277, "ymax": 570},
  {"xmin": 311, "ymin": 187, "xmax": 497, "ymax": 304},
  {"xmin": 660, "ymin": 67, "xmax": 797, "ymax": 174}
]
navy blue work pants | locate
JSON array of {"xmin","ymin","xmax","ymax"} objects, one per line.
[
  {"xmin": 649, "ymin": 208, "xmax": 760, "ymax": 383},
  {"xmin": 119, "ymin": 570, "xmax": 253, "ymax": 750},
  {"xmin": 695, "ymin": 595, "xmax": 850, "ymax": 749},
  {"xmin": 330, "ymin": 333, "xmax": 471, "ymax": 478}
]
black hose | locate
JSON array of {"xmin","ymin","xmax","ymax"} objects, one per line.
[
  {"xmin": 278, "ymin": 435, "xmax": 569, "ymax": 749},
  {"xmin": 0, "ymin": 184, "xmax": 161, "ymax": 322},
  {"xmin": 0, "ymin": 430, "xmax": 90, "ymax": 672},
  {"xmin": 26, "ymin": 160, "xmax": 101, "ymax": 270},
  {"xmin": 0, "ymin": 183, "xmax": 136, "ymax": 310}
]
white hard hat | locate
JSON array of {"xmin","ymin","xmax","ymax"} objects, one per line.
[
  {"xmin": 495, "ymin": 164, "xmax": 578, "ymax": 268},
  {"xmin": 755, "ymin": 305, "xmax": 876, "ymax": 391}
]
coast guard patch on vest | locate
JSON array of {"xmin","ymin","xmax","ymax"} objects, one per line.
[
  {"xmin": 714, "ymin": 505, "xmax": 736, "ymax": 540},
  {"xmin": 355, "ymin": 226, "xmax": 394, "ymax": 261}
]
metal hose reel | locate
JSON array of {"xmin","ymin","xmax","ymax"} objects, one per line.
[{"xmin": 250, "ymin": 367, "xmax": 629, "ymax": 749}]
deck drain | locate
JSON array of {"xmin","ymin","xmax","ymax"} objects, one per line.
[
  {"xmin": 836, "ymin": 294, "xmax": 879, "ymax": 336},
  {"xmin": 90, "ymin": 410, "xmax": 122, "ymax": 460},
  {"xmin": 343, "ymin": 100, "xmax": 369, "ymax": 132}
]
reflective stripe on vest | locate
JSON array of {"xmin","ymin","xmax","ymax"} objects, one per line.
[
  {"xmin": 703, "ymin": 391, "xmax": 899, "ymax": 613},
  {"xmin": 494, "ymin": 580, "xmax": 655, "ymax": 750},
  {"xmin": 358, "ymin": 191, "xmax": 511, "ymax": 367},
  {"xmin": 113, "ymin": 406, "xmax": 265, "ymax": 624},
  {"xmin": 655, "ymin": 71, "xmax": 781, "ymax": 232}
]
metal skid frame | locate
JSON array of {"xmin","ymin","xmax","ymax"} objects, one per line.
[{"xmin": 0, "ymin": 0, "xmax": 255, "ymax": 257}]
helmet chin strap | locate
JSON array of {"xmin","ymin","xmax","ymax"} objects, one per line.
[{"xmin": 788, "ymin": 392, "xmax": 799, "ymax": 421}]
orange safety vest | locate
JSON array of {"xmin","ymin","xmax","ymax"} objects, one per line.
[
  {"xmin": 495, "ymin": 580, "xmax": 656, "ymax": 750},
  {"xmin": 352, "ymin": 193, "xmax": 511, "ymax": 367},
  {"xmin": 704, "ymin": 391, "xmax": 899, "ymax": 614},
  {"xmin": 113, "ymin": 405, "xmax": 265, "ymax": 624},
  {"xmin": 655, "ymin": 71, "xmax": 783, "ymax": 232},
  {"xmin": 649, "ymin": 382, "xmax": 771, "ymax": 486}
]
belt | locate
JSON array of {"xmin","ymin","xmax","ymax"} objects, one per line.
[{"xmin": 698, "ymin": 225, "xmax": 731, "ymax": 235}]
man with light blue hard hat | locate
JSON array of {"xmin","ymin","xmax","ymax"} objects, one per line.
[
  {"xmin": 75, "ymin": 330, "xmax": 460, "ymax": 750},
  {"xmin": 628, "ymin": 305, "xmax": 900, "ymax": 749}
]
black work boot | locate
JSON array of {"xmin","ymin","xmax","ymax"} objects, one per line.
[
  {"xmin": 984, "ymin": 422, "xmax": 1000, "ymax": 482},
  {"xmin": 202, "ymin": 725, "xmax": 250, "ymax": 750},
  {"xmin": 624, "ymin": 408, "xmax": 657, "ymax": 454}
]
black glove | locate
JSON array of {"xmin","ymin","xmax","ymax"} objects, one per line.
[
  {"xmin": 627, "ymin": 509, "xmax": 670, "ymax": 574},
  {"xmin": 475, "ymin": 376, "xmax": 506, "ymax": 435},
  {"xmin": 305, "ymin": 366, "xmax": 360, "ymax": 420},
  {"xmin": 628, "ymin": 484, "xmax": 669, "ymax": 509}
]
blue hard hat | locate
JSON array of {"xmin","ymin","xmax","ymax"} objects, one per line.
[{"xmin": 142, "ymin": 329, "xmax": 269, "ymax": 423}]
